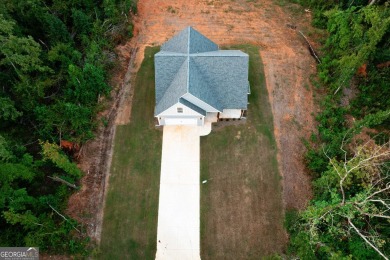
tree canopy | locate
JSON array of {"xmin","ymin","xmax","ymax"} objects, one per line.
[
  {"xmin": 0, "ymin": 0, "xmax": 136, "ymax": 255},
  {"xmin": 287, "ymin": 1, "xmax": 390, "ymax": 259}
]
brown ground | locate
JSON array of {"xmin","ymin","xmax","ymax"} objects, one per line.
[
  {"xmin": 66, "ymin": 0, "xmax": 317, "ymax": 249},
  {"xmin": 121, "ymin": 0, "xmax": 316, "ymax": 209}
]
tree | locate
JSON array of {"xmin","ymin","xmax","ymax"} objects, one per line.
[
  {"xmin": 292, "ymin": 138, "xmax": 390, "ymax": 259},
  {"xmin": 42, "ymin": 13, "xmax": 71, "ymax": 45},
  {"xmin": 0, "ymin": 135, "xmax": 13, "ymax": 162},
  {"xmin": 66, "ymin": 63, "xmax": 109, "ymax": 106},
  {"xmin": 320, "ymin": 5, "xmax": 390, "ymax": 94},
  {"xmin": 0, "ymin": 97, "xmax": 21, "ymax": 121},
  {"xmin": 71, "ymin": 9, "xmax": 92, "ymax": 36},
  {"xmin": 0, "ymin": 0, "xmax": 134, "ymax": 255},
  {"xmin": 41, "ymin": 141, "xmax": 81, "ymax": 180},
  {"xmin": 0, "ymin": 15, "xmax": 48, "ymax": 77}
]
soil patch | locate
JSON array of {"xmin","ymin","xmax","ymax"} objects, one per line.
[
  {"xmin": 124, "ymin": 0, "xmax": 316, "ymax": 211},
  {"xmin": 68, "ymin": 0, "xmax": 318, "ymax": 248}
]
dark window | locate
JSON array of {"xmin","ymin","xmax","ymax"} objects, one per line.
[{"xmin": 177, "ymin": 107, "xmax": 183, "ymax": 113}]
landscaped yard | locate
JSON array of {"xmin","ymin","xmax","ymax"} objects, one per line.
[
  {"xmin": 99, "ymin": 45, "xmax": 286, "ymax": 259},
  {"xmin": 200, "ymin": 45, "xmax": 286, "ymax": 259}
]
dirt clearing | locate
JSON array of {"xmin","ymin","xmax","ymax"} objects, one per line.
[
  {"xmin": 67, "ymin": 0, "xmax": 318, "ymax": 251},
  {"xmin": 119, "ymin": 0, "xmax": 316, "ymax": 210}
]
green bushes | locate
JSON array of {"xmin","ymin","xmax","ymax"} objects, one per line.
[{"xmin": 287, "ymin": 1, "xmax": 390, "ymax": 259}]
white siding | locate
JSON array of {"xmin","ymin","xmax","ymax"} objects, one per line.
[
  {"xmin": 157, "ymin": 102, "xmax": 203, "ymax": 117},
  {"xmin": 164, "ymin": 118, "xmax": 198, "ymax": 125},
  {"xmin": 156, "ymin": 102, "xmax": 204, "ymax": 126},
  {"xmin": 205, "ymin": 112, "xmax": 218, "ymax": 123},
  {"xmin": 219, "ymin": 109, "xmax": 242, "ymax": 119}
]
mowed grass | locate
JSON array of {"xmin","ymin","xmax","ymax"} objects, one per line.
[
  {"xmin": 99, "ymin": 45, "xmax": 286, "ymax": 259},
  {"xmin": 200, "ymin": 45, "xmax": 286, "ymax": 259},
  {"xmin": 99, "ymin": 47, "xmax": 161, "ymax": 259}
]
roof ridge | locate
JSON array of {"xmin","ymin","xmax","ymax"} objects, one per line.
[
  {"xmin": 156, "ymin": 57, "xmax": 188, "ymax": 113},
  {"xmin": 161, "ymin": 58, "xmax": 187, "ymax": 99},
  {"xmin": 187, "ymin": 27, "xmax": 190, "ymax": 93},
  {"xmin": 189, "ymin": 57, "xmax": 221, "ymax": 111},
  {"xmin": 159, "ymin": 57, "xmax": 187, "ymax": 100},
  {"xmin": 191, "ymin": 50, "xmax": 248, "ymax": 57},
  {"xmin": 187, "ymin": 26, "xmax": 191, "ymax": 54}
]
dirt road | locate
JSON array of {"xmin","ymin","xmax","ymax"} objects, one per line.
[{"xmin": 67, "ymin": 0, "xmax": 316, "ymax": 248}]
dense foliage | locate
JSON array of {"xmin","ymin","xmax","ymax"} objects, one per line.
[
  {"xmin": 287, "ymin": 1, "xmax": 390, "ymax": 259},
  {"xmin": 0, "ymin": 0, "xmax": 136, "ymax": 255}
]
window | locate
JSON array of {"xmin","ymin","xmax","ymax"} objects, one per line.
[{"xmin": 177, "ymin": 107, "xmax": 183, "ymax": 113}]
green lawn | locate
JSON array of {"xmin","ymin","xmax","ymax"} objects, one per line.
[
  {"xmin": 99, "ymin": 47, "xmax": 161, "ymax": 259},
  {"xmin": 200, "ymin": 45, "xmax": 286, "ymax": 259},
  {"xmin": 99, "ymin": 45, "xmax": 286, "ymax": 259}
]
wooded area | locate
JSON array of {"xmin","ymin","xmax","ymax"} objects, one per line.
[
  {"xmin": 286, "ymin": 0, "xmax": 390, "ymax": 259},
  {"xmin": 0, "ymin": 0, "xmax": 135, "ymax": 255},
  {"xmin": 1, "ymin": 0, "xmax": 389, "ymax": 258}
]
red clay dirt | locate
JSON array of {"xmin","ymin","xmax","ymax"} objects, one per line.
[
  {"xmin": 66, "ymin": 0, "xmax": 317, "ymax": 248},
  {"xmin": 118, "ymin": 0, "xmax": 316, "ymax": 209}
]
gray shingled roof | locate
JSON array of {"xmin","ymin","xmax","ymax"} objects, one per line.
[
  {"xmin": 161, "ymin": 26, "xmax": 218, "ymax": 54},
  {"xmin": 155, "ymin": 27, "xmax": 249, "ymax": 116}
]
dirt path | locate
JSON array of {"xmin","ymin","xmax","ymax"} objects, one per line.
[
  {"xmin": 118, "ymin": 0, "xmax": 316, "ymax": 209},
  {"xmin": 67, "ymin": 0, "xmax": 317, "ymax": 247}
]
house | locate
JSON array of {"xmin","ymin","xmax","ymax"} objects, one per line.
[{"xmin": 154, "ymin": 27, "xmax": 250, "ymax": 126}]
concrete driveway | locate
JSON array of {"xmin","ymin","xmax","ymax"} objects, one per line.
[{"xmin": 156, "ymin": 124, "xmax": 210, "ymax": 260}]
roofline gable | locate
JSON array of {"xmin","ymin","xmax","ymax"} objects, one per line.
[{"xmin": 155, "ymin": 101, "xmax": 204, "ymax": 117}]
